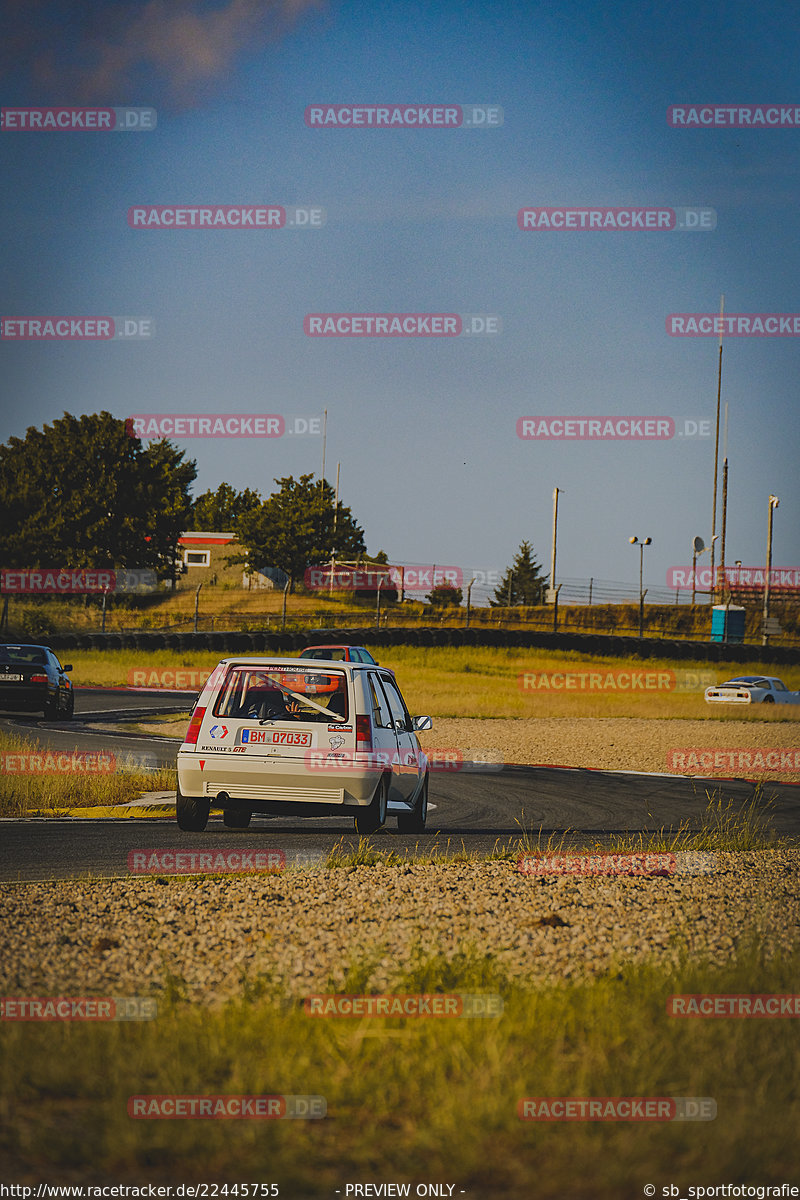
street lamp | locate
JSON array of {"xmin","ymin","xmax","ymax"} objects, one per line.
[
  {"xmin": 762, "ymin": 495, "xmax": 780, "ymax": 645},
  {"xmin": 629, "ymin": 536, "xmax": 652, "ymax": 638}
]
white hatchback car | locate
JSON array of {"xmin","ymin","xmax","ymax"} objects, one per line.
[{"xmin": 176, "ymin": 657, "xmax": 432, "ymax": 834}]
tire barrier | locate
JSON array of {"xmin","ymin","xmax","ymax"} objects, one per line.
[{"xmin": 20, "ymin": 625, "xmax": 799, "ymax": 666}]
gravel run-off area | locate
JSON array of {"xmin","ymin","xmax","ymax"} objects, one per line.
[
  {"xmin": 2, "ymin": 852, "xmax": 798, "ymax": 1003},
  {"xmin": 138, "ymin": 714, "xmax": 800, "ymax": 779}
]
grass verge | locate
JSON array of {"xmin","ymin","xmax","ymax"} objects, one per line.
[
  {"xmin": 1, "ymin": 941, "xmax": 798, "ymax": 1194},
  {"xmin": 0, "ymin": 730, "xmax": 177, "ymax": 818},
  {"xmin": 67, "ymin": 646, "xmax": 800, "ymax": 720}
]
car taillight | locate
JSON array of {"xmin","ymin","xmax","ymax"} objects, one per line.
[
  {"xmin": 184, "ymin": 706, "xmax": 206, "ymax": 745},
  {"xmin": 30, "ymin": 674, "xmax": 48, "ymax": 683},
  {"xmin": 356, "ymin": 714, "xmax": 372, "ymax": 751}
]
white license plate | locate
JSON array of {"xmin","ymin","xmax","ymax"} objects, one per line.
[
  {"xmin": 241, "ymin": 729, "xmax": 312, "ymax": 747},
  {"xmin": 1, "ymin": 674, "xmax": 24, "ymax": 682}
]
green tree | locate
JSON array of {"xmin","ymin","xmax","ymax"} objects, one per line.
[
  {"xmin": 491, "ymin": 540, "xmax": 546, "ymax": 606},
  {"xmin": 191, "ymin": 483, "xmax": 261, "ymax": 531},
  {"xmin": 426, "ymin": 584, "xmax": 463, "ymax": 607},
  {"xmin": 0, "ymin": 412, "xmax": 196, "ymax": 577},
  {"xmin": 236, "ymin": 474, "xmax": 366, "ymax": 591}
]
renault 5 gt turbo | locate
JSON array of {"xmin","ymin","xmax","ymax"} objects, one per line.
[{"xmin": 176, "ymin": 657, "xmax": 432, "ymax": 834}]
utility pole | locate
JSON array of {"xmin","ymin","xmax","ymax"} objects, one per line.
[
  {"xmin": 329, "ymin": 461, "xmax": 340, "ymax": 599},
  {"xmin": 376, "ymin": 577, "xmax": 385, "ymax": 628},
  {"xmin": 762, "ymin": 495, "xmax": 780, "ymax": 645},
  {"xmin": 550, "ymin": 486, "xmax": 561, "ymax": 632},
  {"xmin": 550, "ymin": 487, "xmax": 560, "ymax": 598},
  {"xmin": 466, "ymin": 577, "xmax": 476, "ymax": 628},
  {"xmin": 281, "ymin": 579, "xmax": 289, "ymax": 630},
  {"xmin": 720, "ymin": 456, "xmax": 728, "ymax": 600},
  {"xmin": 719, "ymin": 401, "xmax": 729, "ymax": 600},
  {"xmin": 710, "ymin": 294, "xmax": 724, "ymax": 603},
  {"xmin": 193, "ymin": 582, "xmax": 203, "ymax": 633}
]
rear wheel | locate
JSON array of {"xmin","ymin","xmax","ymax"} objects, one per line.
[
  {"xmin": 762, "ymin": 695, "xmax": 775, "ymax": 704},
  {"xmin": 223, "ymin": 808, "xmax": 252, "ymax": 829},
  {"xmin": 42, "ymin": 693, "xmax": 59, "ymax": 720},
  {"xmin": 62, "ymin": 691, "xmax": 74, "ymax": 721},
  {"xmin": 397, "ymin": 774, "xmax": 428, "ymax": 833},
  {"xmin": 354, "ymin": 775, "xmax": 388, "ymax": 835},
  {"xmin": 176, "ymin": 782, "xmax": 210, "ymax": 831}
]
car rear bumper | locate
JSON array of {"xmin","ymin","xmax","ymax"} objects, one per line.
[
  {"xmin": 177, "ymin": 749, "xmax": 381, "ymax": 808},
  {"xmin": 0, "ymin": 685, "xmax": 50, "ymax": 710}
]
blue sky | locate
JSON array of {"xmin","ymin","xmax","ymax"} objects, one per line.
[{"xmin": 1, "ymin": 0, "xmax": 798, "ymax": 603}]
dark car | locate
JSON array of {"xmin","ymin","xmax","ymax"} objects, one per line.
[{"xmin": 0, "ymin": 643, "xmax": 74, "ymax": 719}]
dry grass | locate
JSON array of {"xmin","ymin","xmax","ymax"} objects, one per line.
[
  {"xmin": 68, "ymin": 646, "xmax": 800, "ymax": 721},
  {"xmin": 0, "ymin": 729, "xmax": 176, "ymax": 817},
  {"xmin": 1, "ymin": 941, "xmax": 799, "ymax": 1193}
]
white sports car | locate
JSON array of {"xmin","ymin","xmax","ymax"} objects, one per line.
[{"xmin": 704, "ymin": 676, "xmax": 800, "ymax": 706}]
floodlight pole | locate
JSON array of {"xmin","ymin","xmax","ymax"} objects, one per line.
[
  {"xmin": 710, "ymin": 294, "xmax": 724, "ymax": 603},
  {"xmin": 629, "ymin": 537, "xmax": 652, "ymax": 638}
]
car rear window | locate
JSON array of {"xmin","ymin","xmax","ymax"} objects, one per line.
[
  {"xmin": 0, "ymin": 646, "xmax": 46, "ymax": 665},
  {"xmin": 301, "ymin": 648, "xmax": 347, "ymax": 660},
  {"xmin": 212, "ymin": 665, "xmax": 349, "ymax": 722}
]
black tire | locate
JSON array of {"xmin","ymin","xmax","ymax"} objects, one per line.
[
  {"xmin": 176, "ymin": 782, "xmax": 210, "ymax": 831},
  {"xmin": 43, "ymin": 693, "xmax": 59, "ymax": 720},
  {"xmin": 354, "ymin": 775, "xmax": 388, "ymax": 835},
  {"xmin": 61, "ymin": 691, "xmax": 74, "ymax": 721},
  {"xmin": 223, "ymin": 808, "xmax": 252, "ymax": 829},
  {"xmin": 762, "ymin": 695, "xmax": 775, "ymax": 704},
  {"xmin": 397, "ymin": 773, "xmax": 428, "ymax": 833}
]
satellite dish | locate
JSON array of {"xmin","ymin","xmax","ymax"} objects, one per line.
[{"xmin": 693, "ymin": 536, "xmax": 705, "ymax": 553}]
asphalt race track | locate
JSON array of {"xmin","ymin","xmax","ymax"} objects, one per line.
[{"xmin": 1, "ymin": 688, "xmax": 798, "ymax": 881}]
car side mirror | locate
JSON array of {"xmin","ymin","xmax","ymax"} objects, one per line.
[
  {"xmin": 412, "ymin": 715, "xmax": 433, "ymax": 732},
  {"xmin": 63, "ymin": 664, "xmax": 73, "ymax": 672}
]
